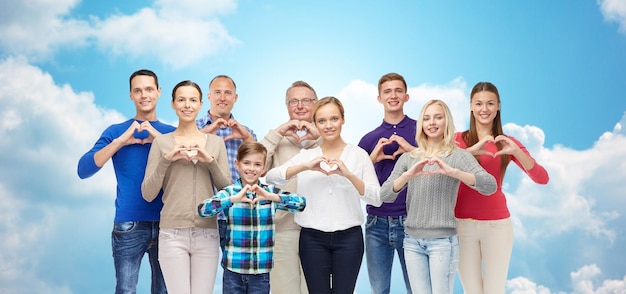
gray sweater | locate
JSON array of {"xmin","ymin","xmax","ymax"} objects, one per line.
[{"xmin": 380, "ymin": 149, "xmax": 496, "ymax": 239}]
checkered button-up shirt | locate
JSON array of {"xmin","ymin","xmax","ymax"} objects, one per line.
[{"xmin": 198, "ymin": 179, "xmax": 306, "ymax": 274}]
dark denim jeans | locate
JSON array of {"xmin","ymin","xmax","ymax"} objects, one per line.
[
  {"xmin": 112, "ymin": 221, "xmax": 167, "ymax": 294},
  {"xmin": 365, "ymin": 215, "xmax": 412, "ymax": 294},
  {"xmin": 218, "ymin": 219, "xmax": 227, "ymax": 251},
  {"xmin": 222, "ymin": 269, "xmax": 270, "ymax": 294},
  {"xmin": 299, "ymin": 226, "xmax": 364, "ymax": 294}
]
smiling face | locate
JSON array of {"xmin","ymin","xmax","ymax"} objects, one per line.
[
  {"xmin": 208, "ymin": 76, "xmax": 237, "ymax": 119},
  {"xmin": 378, "ymin": 79, "xmax": 409, "ymax": 114},
  {"xmin": 471, "ymin": 90, "xmax": 500, "ymax": 128},
  {"xmin": 130, "ymin": 75, "xmax": 161, "ymax": 115},
  {"xmin": 286, "ymin": 86, "xmax": 316, "ymax": 122},
  {"xmin": 314, "ymin": 102, "xmax": 344, "ymax": 142},
  {"xmin": 422, "ymin": 103, "xmax": 446, "ymax": 142},
  {"xmin": 172, "ymin": 85, "xmax": 202, "ymax": 123},
  {"xmin": 235, "ymin": 152, "xmax": 266, "ymax": 186}
]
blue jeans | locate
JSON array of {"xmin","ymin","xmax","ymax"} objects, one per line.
[
  {"xmin": 299, "ymin": 226, "xmax": 364, "ymax": 294},
  {"xmin": 403, "ymin": 234, "xmax": 459, "ymax": 294},
  {"xmin": 218, "ymin": 219, "xmax": 227, "ymax": 251},
  {"xmin": 223, "ymin": 269, "xmax": 270, "ymax": 294},
  {"xmin": 365, "ymin": 215, "xmax": 412, "ymax": 294},
  {"xmin": 112, "ymin": 221, "xmax": 167, "ymax": 294}
]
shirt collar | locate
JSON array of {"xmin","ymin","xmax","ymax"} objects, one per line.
[
  {"xmin": 197, "ymin": 110, "xmax": 235, "ymax": 127},
  {"xmin": 381, "ymin": 115, "xmax": 411, "ymax": 130}
]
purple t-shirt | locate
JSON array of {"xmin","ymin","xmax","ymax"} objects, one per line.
[{"xmin": 358, "ymin": 115, "xmax": 417, "ymax": 216}]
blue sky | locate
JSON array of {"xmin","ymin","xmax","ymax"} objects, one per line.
[{"xmin": 0, "ymin": 0, "xmax": 625, "ymax": 293}]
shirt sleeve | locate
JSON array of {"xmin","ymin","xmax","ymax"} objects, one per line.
[
  {"xmin": 508, "ymin": 136, "xmax": 549, "ymax": 184},
  {"xmin": 259, "ymin": 129, "xmax": 282, "ymax": 168},
  {"xmin": 198, "ymin": 188, "xmax": 233, "ymax": 217},
  {"xmin": 265, "ymin": 149, "xmax": 308, "ymax": 186},
  {"xmin": 141, "ymin": 137, "xmax": 171, "ymax": 202},
  {"xmin": 380, "ymin": 153, "xmax": 409, "ymax": 203},
  {"xmin": 270, "ymin": 185, "xmax": 306, "ymax": 212},
  {"xmin": 456, "ymin": 150, "xmax": 498, "ymax": 196},
  {"xmin": 77, "ymin": 128, "xmax": 113, "ymax": 179},
  {"xmin": 357, "ymin": 147, "xmax": 382, "ymax": 206}
]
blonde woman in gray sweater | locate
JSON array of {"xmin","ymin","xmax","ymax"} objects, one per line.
[{"xmin": 381, "ymin": 99, "xmax": 497, "ymax": 294}]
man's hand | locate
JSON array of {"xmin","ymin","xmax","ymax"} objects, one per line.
[
  {"xmin": 224, "ymin": 118, "xmax": 253, "ymax": 141},
  {"xmin": 279, "ymin": 120, "xmax": 320, "ymax": 143}
]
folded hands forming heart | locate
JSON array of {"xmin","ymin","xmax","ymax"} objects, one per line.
[
  {"xmin": 124, "ymin": 120, "xmax": 159, "ymax": 145},
  {"xmin": 370, "ymin": 135, "xmax": 415, "ymax": 163},
  {"xmin": 231, "ymin": 184, "xmax": 279, "ymax": 204},
  {"xmin": 200, "ymin": 118, "xmax": 252, "ymax": 142},
  {"xmin": 282, "ymin": 120, "xmax": 320, "ymax": 143},
  {"xmin": 164, "ymin": 144, "xmax": 214, "ymax": 163},
  {"xmin": 406, "ymin": 156, "xmax": 455, "ymax": 177},
  {"xmin": 467, "ymin": 135, "xmax": 520, "ymax": 157},
  {"xmin": 310, "ymin": 156, "xmax": 346, "ymax": 176}
]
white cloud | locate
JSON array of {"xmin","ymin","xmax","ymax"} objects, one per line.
[
  {"xmin": 506, "ymin": 276, "xmax": 554, "ymax": 294},
  {"xmin": 93, "ymin": 0, "xmax": 240, "ymax": 69},
  {"xmin": 599, "ymin": 0, "xmax": 626, "ymax": 33},
  {"xmin": 506, "ymin": 265, "xmax": 626, "ymax": 294},
  {"xmin": 0, "ymin": 56, "xmax": 122, "ymax": 292},
  {"xmin": 0, "ymin": 0, "xmax": 91, "ymax": 60},
  {"xmin": 0, "ymin": 0, "xmax": 239, "ymax": 68},
  {"xmin": 506, "ymin": 117, "xmax": 626, "ymax": 244},
  {"xmin": 569, "ymin": 263, "xmax": 626, "ymax": 294}
]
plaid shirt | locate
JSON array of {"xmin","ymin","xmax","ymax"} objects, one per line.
[
  {"xmin": 198, "ymin": 179, "xmax": 306, "ymax": 274},
  {"xmin": 196, "ymin": 111, "xmax": 257, "ymax": 182}
]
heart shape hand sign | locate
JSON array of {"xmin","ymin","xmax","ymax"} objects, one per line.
[
  {"xmin": 319, "ymin": 161, "xmax": 338, "ymax": 173},
  {"xmin": 313, "ymin": 156, "xmax": 342, "ymax": 176}
]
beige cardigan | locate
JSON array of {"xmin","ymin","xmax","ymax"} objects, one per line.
[{"xmin": 142, "ymin": 133, "xmax": 232, "ymax": 229}]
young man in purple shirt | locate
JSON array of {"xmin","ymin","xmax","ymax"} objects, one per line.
[{"xmin": 358, "ymin": 73, "xmax": 417, "ymax": 294}]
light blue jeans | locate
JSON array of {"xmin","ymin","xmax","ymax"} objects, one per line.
[
  {"xmin": 365, "ymin": 215, "xmax": 411, "ymax": 294},
  {"xmin": 112, "ymin": 221, "xmax": 167, "ymax": 294},
  {"xmin": 403, "ymin": 234, "xmax": 459, "ymax": 294}
]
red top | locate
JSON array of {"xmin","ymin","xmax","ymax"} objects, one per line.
[{"xmin": 454, "ymin": 132, "xmax": 549, "ymax": 220}]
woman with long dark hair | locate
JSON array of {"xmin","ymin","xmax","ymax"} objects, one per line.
[{"xmin": 455, "ymin": 82, "xmax": 549, "ymax": 294}]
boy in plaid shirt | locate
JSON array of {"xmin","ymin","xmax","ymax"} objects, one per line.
[{"xmin": 198, "ymin": 142, "xmax": 306, "ymax": 294}]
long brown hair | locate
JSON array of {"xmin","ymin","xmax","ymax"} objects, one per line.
[{"xmin": 461, "ymin": 82, "xmax": 510, "ymax": 182}]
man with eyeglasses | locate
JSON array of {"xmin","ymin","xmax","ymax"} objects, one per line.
[
  {"xmin": 197, "ymin": 74, "xmax": 257, "ymax": 252},
  {"xmin": 260, "ymin": 80, "xmax": 320, "ymax": 294}
]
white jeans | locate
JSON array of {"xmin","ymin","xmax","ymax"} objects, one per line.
[
  {"xmin": 270, "ymin": 229, "xmax": 308, "ymax": 294},
  {"xmin": 158, "ymin": 228, "xmax": 220, "ymax": 294},
  {"xmin": 457, "ymin": 218, "xmax": 514, "ymax": 294}
]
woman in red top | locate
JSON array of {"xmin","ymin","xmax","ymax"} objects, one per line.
[{"xmin": 454, "ymin": 82, "xmax": 549, "ymax": 294}]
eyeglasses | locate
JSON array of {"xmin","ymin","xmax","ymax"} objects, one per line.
[{"xmin": 287, "ymin": 98, "xmax": 316, "ymax": 106}]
